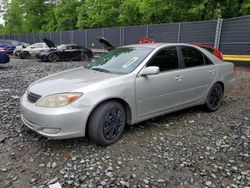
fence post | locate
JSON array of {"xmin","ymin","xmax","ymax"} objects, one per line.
[
  {"xmin": 102, "ymin": 28, "xmax": 105, "ymax": 38},
  {"xmin": 177, "ymin": 23, "xmax": 181, "ymax": 43},
  {"xmin": 146, "ymin": 25, "xmax": 149, "ymax": 38},
  {"xmin": 122, "ymin": 27, "xmax": 125, "ymax": 45},
  {"xmin": 119, "ymin": 27, "xmax": 122, "ymax": 46},
  {"xmin": 85, "ymin": 30, "xmax": 88, "ymax": 48},
  {"xmin": 214, "ymin": 18, "xmax": 223, "ymax": 49},
  {"xmin": 70, "ymin": 30, "xmax": 73, "ymax": 44},
  {"xmin": 25, "ymin": 33, "xmax": 28, "ymax": 43},
  {"xmin": 60, "ymin": 31, "xmax": 62, "ymax": 44}
]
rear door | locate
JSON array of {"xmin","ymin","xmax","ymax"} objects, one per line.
[{"xmin": 177, "ymin": 46, "xmax": 217, "ymax": 104}]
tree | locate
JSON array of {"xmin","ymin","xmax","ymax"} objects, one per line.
[
  {"xmin": 118, "ymin": 0, "xmax": 143, "ymax": 25},
  {"xmin": 77, "ymin": 0, "xmax": 121, "ymax": 29},
  {"xmin": 241, "ymin": 0, "xmax": 250, "ymax": 14},
  {"xmin": 53, "ymin": 0, "xmax": 80, "ymax": 31},
  {"xmin": 1, "ymin": 0, "xmax": 24, "ymax": 34}
]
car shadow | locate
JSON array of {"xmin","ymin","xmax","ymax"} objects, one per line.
[{"xmin": 0, "ymin": 65, "xmax": 13, "ymax": 70}]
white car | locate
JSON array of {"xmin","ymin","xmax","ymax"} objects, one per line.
[
  {"xmin": 20, "ymin": 43, "xmax": 235, "ymax": 146},
  {"xmin": 20, "ymin": 43, "xmax": 49, "ymax": 59}
]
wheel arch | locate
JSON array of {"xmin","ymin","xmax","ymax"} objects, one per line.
[
  {"xmin": 21, "ymin": 51, "xmax": 31, "ymax": 59},
  {"xmin": 214, "ymin": 81, "xmax": 224, "ymax": 92},
  {"xmin": 85, "ymin": 98, "xmax": 132, "ymax": 137}
]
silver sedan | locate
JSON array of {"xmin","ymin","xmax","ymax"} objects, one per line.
[{"xmin": 20, "ymin": 43, "xmax": 235, "ymax": 145}]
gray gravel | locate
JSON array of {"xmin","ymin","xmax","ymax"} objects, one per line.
[{"xmin": 0, "ymin": 58, "xmax": 249, "ymax": 188}]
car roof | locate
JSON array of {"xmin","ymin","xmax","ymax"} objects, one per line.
[{"xmin": 123, "ymin": 43, "xmax": 196, "ymax": 48}]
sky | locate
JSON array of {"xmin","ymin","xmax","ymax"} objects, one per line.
[
  {"xmin": 0, "ymin": 0, "xmax": 4, "ymax": 24},
  {"xmin": 0, "ymin": 17, "xmax": 4, "ymax": 25}
]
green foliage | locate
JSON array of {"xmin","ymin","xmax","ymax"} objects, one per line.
[
  {"xmin": 77, "ymin": 0, "xmax": 121, "ymax": 29},
  {"xmin": 241, "ymin": 0, "xmax": 250, "ymax": 15},
  {"xmin": 53, "ymin": 0, "xmax": 80, "ymax": 31},
  {"xmin": 118, "ymin": 0, "xmax": 142, "ymax": 25},
  {"xmin": 0, "ymin": 0, "xmax": 249, "ymax": 34}
]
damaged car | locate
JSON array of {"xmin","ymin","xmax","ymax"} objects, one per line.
[
  {"xmin": 36, "ymin": 38, "xmax": 93, "ymax": 62},
  {"xmin": 20, "ymin": 42, "xmax": 50, "ymax": 59}
]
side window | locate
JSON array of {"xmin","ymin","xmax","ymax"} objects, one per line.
[
  {"xmin": 181, "ymin": 46, "xmax": 205, "ymax": 68},
  {"xmin": 34, "ymin": 43, "xmax": 44, "ymax": 48},
  {"xmin": 147, "ymin": 46, "xmax": 179, "ymax": 72},
  {"xmin": 203, "ymin": 55, "xmax": 213, "ymax": 65},
  {"xmin": 72, "ymin": 45, "xmax": 82, "ymax": 49}
]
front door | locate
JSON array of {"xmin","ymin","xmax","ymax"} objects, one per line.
[{"xmin": 135, "ymin": 46, "xmax": 184, "ymax": 119}]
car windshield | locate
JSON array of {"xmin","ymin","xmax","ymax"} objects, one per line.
[
  {"xmin": 57, "ymin": 44, "xmax": 66, "ymax": 50},
  {"xmin": 86, "ymin": 47, "xmax": 153, "ymax": 74}
]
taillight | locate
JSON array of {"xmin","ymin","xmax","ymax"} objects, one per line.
[{"xmin": 233, "ymin": 64, "xmax": 237, "ymax": 72}]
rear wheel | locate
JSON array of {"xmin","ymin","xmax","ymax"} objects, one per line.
[
  {"xmin": 204, "ymin": 83, "xmax": 224, "ymax": 112},
  {"xmin": 21, "ymin": 51, "xmax": 31, "ymax": 59},
  {"xmin": 48, "ymin": 54, "xmax": 59, "ymax": 62},
  {"xmin": 88, "ymin": 101, "xmax": 126, "ymax": 146},
  {"xmin": 80, "ymin": 53, "xmax": 89, "ymax": 61}
]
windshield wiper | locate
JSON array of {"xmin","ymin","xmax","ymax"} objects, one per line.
[{"xmin": 91, "ymin": 67, "xmax": 111, "ymax": 73}]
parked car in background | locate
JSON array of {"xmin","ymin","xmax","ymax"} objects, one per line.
[
  {"xmin": 20, "ymin": 43, "xmax": 49, "ymax": 59},
  {"xmin": 0, "ymin": 48, "xmax": 10, "ymax": 64},
  {"xmin": 195, "ymin": 44, "xmax": 224, "ymax": 61},
  {"xmin": 36, "ymin": 38, "xmax": 93, "ymax": 62},
  {"xmin": 20, "ymin": 43, "xmax": 235, "ymax": 145},
  {"xmin": 0, "ymin": 39, "xmax": 23, "ymax": 53},
  {"xmin": 13, "ymin": 42, "xmax": 30, "ymax": 57}
]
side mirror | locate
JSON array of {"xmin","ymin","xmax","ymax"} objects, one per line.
[
  {"xmin": 140, "ymin": 66, "xmax": 160, "ymax": 76},
  {"xmin": 30, "ymin": 46, "xmax": 35, "ymax": 49}
]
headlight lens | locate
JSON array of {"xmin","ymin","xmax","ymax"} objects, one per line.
[{"xmin": 36, "ymin": 92, "xmax": 82, "ymax": 107}]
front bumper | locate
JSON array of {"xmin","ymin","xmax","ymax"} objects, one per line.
[
  {"xmin": 20, "ymin": 93, "xmax": 92, "ymax": 139},
  {"xmin": 36, "ymin": 53, "xmax": 49, "ymax": 61},
  {"xmin": 0, "ymin": 55, "xmax": 10, "ymax": 64}
]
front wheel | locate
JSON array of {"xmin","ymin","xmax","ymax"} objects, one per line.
[
  {"xmin": 204, "ymin": 83, "xmax": 224, "ymax": 112},
  {"xmin": 48, "ymin": 54, "xmax": 59, "ymax": 62},
  {"xmin": 21, "ymin": 51, "xmax": 31, "ymax": 59},
  {"xmin": 88, "ymin": 101, "xmax": 126, "ymax": 146}
]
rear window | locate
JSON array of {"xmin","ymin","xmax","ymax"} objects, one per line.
[{"xmin": 200, "ymin": 46, "xmax": 214, "ymax": 54}]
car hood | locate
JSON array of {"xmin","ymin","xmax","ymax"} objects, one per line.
[
  {"xmin": 96, "ymin": 36, "xmax": 115, "ymax": 51},
  {"xmin": 28, "ymin": 67, "xmax": 119, "ymax": 96},
  {"xmin": 43, "ymin": 37, "xmax": 56, "ymax": 48}
]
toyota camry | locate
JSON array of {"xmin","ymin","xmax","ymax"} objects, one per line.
[{"xmin": 20, "ymin": 43, "xmax": 235, "ymax": 145}]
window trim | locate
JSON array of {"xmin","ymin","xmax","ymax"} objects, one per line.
[
  {"xmin": 145, "ymin": 46, "xmax": 181, "ymax": 73},
  {"xmin": 178, "ymin": 46, "xmax": 214, "ymax": 69}
]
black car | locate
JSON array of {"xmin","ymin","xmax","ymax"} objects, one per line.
[{"xmin": 36, "ymin": 38, "xmax": 93, "ymax": 62}]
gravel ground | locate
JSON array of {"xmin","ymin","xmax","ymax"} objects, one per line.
[{"xmin": 0, "ymin": 58, "xmax": 249, "ymax": 188}]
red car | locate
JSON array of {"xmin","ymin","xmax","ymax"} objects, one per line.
[
  {"xmin": 195, "ymin": 44, "xmax": 224, "ymax": 61},
  {"xmin": 138, "ymin": 37, "xmax": 155, "ymax": 44}
]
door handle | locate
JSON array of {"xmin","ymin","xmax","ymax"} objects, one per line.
[
  {"xmin": 175, "ymin": 75, "xmax": 183, "ymax": 81},
  {"xmin": 209, "ymin": 70, "xmax": 215, "ymax": 74}
]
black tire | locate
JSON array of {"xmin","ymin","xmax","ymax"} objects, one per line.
[
  {"xmin": 48, "ymin": 54, "xmax": 59, "ymax": 62},
  {"xmin": 15, "ymin": 51, "xmax": 21, "ymax": 57},
  {"xmin": 80, "ymin": 53, "xmax": 89, "ymax": 61},
  {"xmin": 204, "ymin": 83, "xmax": 224, "ymax": 112},
  {"xmin": 88, "ymin": 101, "xmax": 126, "ymax": 146},
  {"xmin": 21, "ymin": 51, "xmax": 31, "ymax": 59}
]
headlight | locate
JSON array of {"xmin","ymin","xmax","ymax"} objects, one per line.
[{"xmin": 36, "ymin": 92, "xmax": 82, "ymax": 107}]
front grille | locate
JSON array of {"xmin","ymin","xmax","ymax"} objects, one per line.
[{"xmin": 27, "ymin": 92, "xmax": 41, "ymax": 103}]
